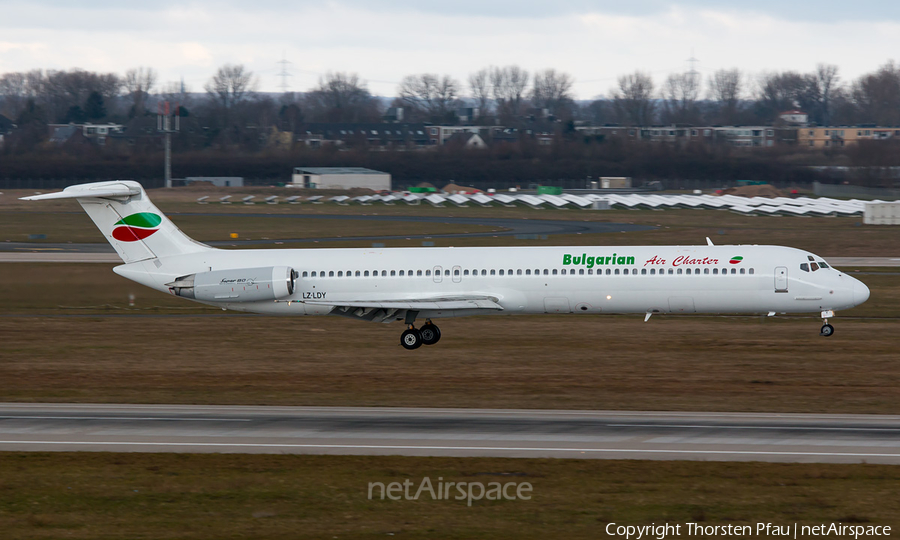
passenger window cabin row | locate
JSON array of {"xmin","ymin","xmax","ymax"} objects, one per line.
[{"xmin": 300, "ymin": 267, "xmax": 757, "ymax": 278}]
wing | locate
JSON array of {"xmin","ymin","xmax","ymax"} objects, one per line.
[{"xmin": 301, "ymin": 295, "xmax": 503, "ymax": 323}]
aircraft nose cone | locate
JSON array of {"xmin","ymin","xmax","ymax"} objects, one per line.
[{"xmin": 853, "ymin": 279, "xmax": 870, "ymax": 305}]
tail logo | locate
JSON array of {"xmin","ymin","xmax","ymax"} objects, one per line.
[
  {"xmin": 112, "ymin": 212, "xmax": 162, "ymax": 242},
  {"xmin": 729, "ymin": 256, "xmax": 744, "ymax": 264}
]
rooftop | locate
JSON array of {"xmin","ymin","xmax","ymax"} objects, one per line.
[{"xmin": 293, "ymin": 167, "xmax": 388, "ymax": 175}]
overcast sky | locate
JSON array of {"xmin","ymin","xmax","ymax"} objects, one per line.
[{"xmin": 2, "ymin": 0, "xmax": 899, "ymax": 100}]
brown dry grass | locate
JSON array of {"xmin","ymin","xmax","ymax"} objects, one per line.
[
  {"xmin": 3, "ymin": 188, "xmax": 897, "ymax": 256},
  {"xmin": 1, "ymin": 263, "xmax": 897, "ymax": 411},
  {"xmin": 0, "ymin": 212, "xmax": 503, "ymax": 244},
  {"xmin": 2, "ymin": 315, "xmax": 897, "ymax": 412},
  {"xmin": 1, "ymin": 453, "xmax": 899, "ymax": 539}
]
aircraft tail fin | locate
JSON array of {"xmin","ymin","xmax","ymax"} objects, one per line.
[{"xmin": 21, "ymin": 180, "xmax": 212, "ymax": 263}]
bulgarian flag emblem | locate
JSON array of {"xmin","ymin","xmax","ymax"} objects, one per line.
[
  {"xmin": 112, "ymin": 212, "xmax": 162, "ymax": 242},
  {"xmin": 729, "ymin": 256, "xmax": 744, "ymax": 264}
]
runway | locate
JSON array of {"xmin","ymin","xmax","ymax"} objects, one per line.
[{"xmin": 2, "ymin": 404, "xmax": 900, "ymax": 464}]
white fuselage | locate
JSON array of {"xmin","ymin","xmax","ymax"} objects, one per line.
[{"xmin": 113, "ymin": 244, "xmax": 869, "ymax": 319}]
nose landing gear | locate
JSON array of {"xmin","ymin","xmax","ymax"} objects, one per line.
[
  {"xmin": 400, "ymin": 318, "xmax": 442, "ymax": 350},
  {"xmin": 820, "ymin": 310, "xmax": 835, "ymax": 337}
]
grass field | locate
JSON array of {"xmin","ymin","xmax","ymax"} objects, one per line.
[
  {"xmin": 2, "ymin": 263, "xmax": 898, "ymax": 412},
  {"xmin": 3, "ymin": 188, "xmax": 899, "ymax": 255},
  {"xmin": 1, "ymin": 453, "xmax": 898, "ymax": 539},
  {"xmin": 2, "ymin": 192, "xmax": 899, "ymax": 537},
  {"xmin": 0, "ymin": 211, "xmax": 505, "ymax": 244}
]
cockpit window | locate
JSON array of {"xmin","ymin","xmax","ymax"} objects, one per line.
[
  {"xmin": 810, "ymin": 262, "xmax": 819, "ymax": 271},
  {"xmin": 800, "ymin": 263, "xmax": 809, "ymax": 272},
  {"xmin": 819, "ymin": 262, "xmax": 829, "ymax": 268},
  {"xmin": 807, "ymin": 255, "xmax": 815, "ymax": 261}
]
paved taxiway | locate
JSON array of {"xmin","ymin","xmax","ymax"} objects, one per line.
[{"xmin": 2, "ymin": 404, "xmax": 900, "ymax": 464}]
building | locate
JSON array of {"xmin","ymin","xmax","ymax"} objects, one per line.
[
  {"xmin": 864, "ymin": 202, "xmax": 900, "ymax": 225},
  {"xmin": 779, "ymin": 110, "xmax": 809, "ymax": 125},
  {"xmin": 799, "ymin": 127, "xmax": 900, "ymax": 148},
  {"xmin": 576, "ymin": 126, "xmax": 640, "ymax": 141},
  {"xmin": 426, "ymin": 125, "xmax": 491, "ymax": 145},
  {"xmin": 0, "ymin": 114, "xmax": 15, "ymax": 147},
  {"xmin": 383, "ymin": 107, "xmax": 405, "ymax": 122},
  {"xmin": 576, "ymin": 125, "xmax": 792, "ymax": 147},
  {"xmin": 296, "ymin": 123, "xmax": 430, "ymax": 149},
  {"xmin": 47, "ymin": 122, "xmax": 123, "ymax": 146},
  {"xmin": 444, "ymin": 131, "xmax": 488, "ymax": 149},
  {"xmin": 714, "ymin": 127, "xmax": 779, "ymax": 147},
  {"xmin": 291, "ymin": 167, "xmax": 391, "ymax": 191},
  {"xmin": 185, "ymin": 177, "xmax": 244, "ymax": 187},
  {"xmin": 455, "ymin": 106, "xmax": 480, "ymax": 123}
]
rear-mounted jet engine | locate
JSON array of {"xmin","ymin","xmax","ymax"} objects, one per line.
[{"xmin": 167, "ymin": 266, "xmax": 296, "ymax": 302}]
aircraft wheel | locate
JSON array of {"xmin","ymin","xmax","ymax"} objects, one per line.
[
  {"xmin": 820, "ymin": 323, "xmax": 834, "ymax": 337},
  {"xmin": 401, "ymin": 328, "xmax": 423, "ymax": 350},
  {"xmin": 420, "ymin": 323, "xmax": 441, "ymax": 345}
]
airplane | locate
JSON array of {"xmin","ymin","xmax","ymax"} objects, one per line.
[{"xmin": 23, "ymin": 181, "xmax": 870, "ymax": 349}]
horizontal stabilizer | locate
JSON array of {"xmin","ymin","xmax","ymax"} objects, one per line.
[
  {"xmin": 20, "ymin": 182, "xmax": 141, "ymax": 201},
  {"xmin": 20, "ymin": 180, "xmax": 211, "ymax": 263}
]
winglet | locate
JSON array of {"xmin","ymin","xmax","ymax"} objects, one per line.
[{"xmin": 706, "ymin": 237, "xmax": 714, "ymax": 246}]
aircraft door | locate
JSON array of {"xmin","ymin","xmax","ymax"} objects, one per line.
[
  {"xmin": 433, "ymin": 265, "xmax": 443, "ymax": 283},
  {"xmin": 543, "ymin": 297, "xmax": 571, "ymax": 313},
  {"xmin": 774, "ymin": 266, "xmax": 788, "ymax": 292},
  {"xmin": 452, "ymin": 265, "xmax": 462, "ymax": 283}
]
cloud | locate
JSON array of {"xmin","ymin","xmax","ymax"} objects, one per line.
[{"xmin": 0, "ymin": 1, "xmax": 898, "ymax": 99}]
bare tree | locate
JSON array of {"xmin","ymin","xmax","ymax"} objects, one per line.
[
  {"xmin": 278, "ymin": 92, "xmax": 304, "ymax": 133},
  {"xmin": 397, "ymin": 73, "xmax": 460, "ymax": 122},
  {"xmin": 124, "ymin": 67, "xmax": 157, "ymax": 116},
  {"xmin": 660, "ymin": 71, "xmax": 701, "ymax": 124},
  {"xmin": 0, "ymin": 72, "xmax": 29, "ymax": 118},
  {"xmin": 204, "ymin": 64, "xmax": 257, "ymax": 111},
  {"xmin": 611, "ymin": 71, "xmax": 656, "ymax": 126},
  {"xmin": 581, "ymin": 99, "xmax": 612, "ymax": 125},
  {"xmin": 158, "ymin": 80, "xmax": 193, "ymax": 115},
  {"xmin": 94, "ymin": 72, "xmax": 122, "ymax": 105},
  {"xmin": 708, "ymin": 68, "xmax": 743, "ymax": 124},
  {"xmin": 303, "ymin": 72, "xmax": 381, "ymax": 122},
  {"xmin": 848, "ymin": 61, "xmax": 900, "ymax": 125},
  {"xmin": 531, "ymin": 68, "xmax": 575, "ymax": 119},
  {"xmin": 32, "ymin": 69, "xmax": 120, "ymax": 122},
  {"xmin": 490, "ymin": 65, "xmax": 529, "ymax": 121},
  {"xmin": 754, "ymin": 71, "xmax": 809, "ymax": 121},
  {"xmin": 809, "ymin": 64, "xmax": 841, "ymax": 125},
  {"xmin": 467, "ymin": 68, "xmax": 491, "ymax": 117}
]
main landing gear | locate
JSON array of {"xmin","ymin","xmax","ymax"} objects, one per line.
[
  {"xmin": 400, "ymin": 319, "xmax": 442, "ymax": 350},
  {"xmin": 820, "ymin": 310, "xmax": 835, "ymax": 337}
]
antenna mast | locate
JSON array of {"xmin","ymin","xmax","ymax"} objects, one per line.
[{"xmin": 277, "ymin": 51, "xmax": 293, "ymax": 93}]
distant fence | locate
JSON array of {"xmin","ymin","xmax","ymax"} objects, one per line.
[
  {"xmin": 813, "ymin": 182, "xmax": 900, "ymax": 200},
  {"xmin": 0, "ymin": 177, "xmax": 278, "ymax": 190},
  {"xmin": 1, "ymin": 177, "xmax": 856, "ymax": 193}
]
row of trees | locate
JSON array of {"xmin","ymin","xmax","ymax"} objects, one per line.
[
  {"xmin": 2, "ymin": 61, "xmax": 900, "ymax": 152},
  {"xmin": 7, "ymin": 134, "xmax": 888, "ymax": 188},
  {"xmin": 605, "ymin": 62, "xmax": 900, "ymax": 127}
]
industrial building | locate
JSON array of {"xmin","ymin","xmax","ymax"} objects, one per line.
[
  {"xmin": 864, "ymin": 202, "xmax": 900, "ymax": 225},
  {"xmin": 184, "ymin": 176, "xmax": 243, "ymax": 187},
  {"xmin": 291, "ymin": 167, "xmax": 391, "ymax": 191}
]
